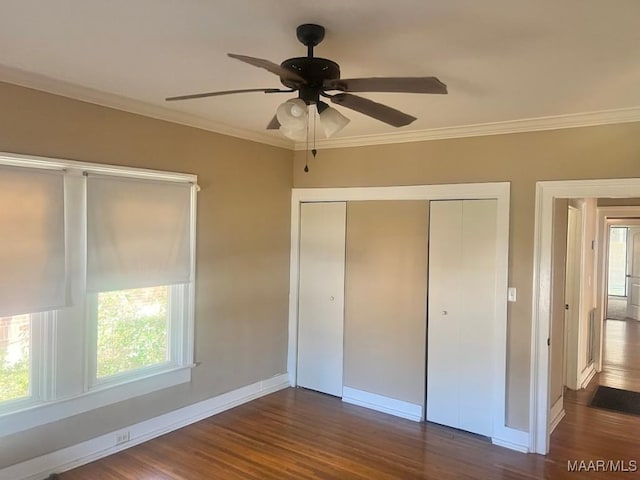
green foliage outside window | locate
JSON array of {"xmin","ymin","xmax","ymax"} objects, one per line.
[
  {"xmin": 0, "ymin": 317, "xmax": 30, "ymax": 403},
  {"xmin": 0, "ymin": 286, "xmax": 169, "ymax": 403},
  {"xmin": 0, "ymin": 356, "xmax": 29, "ymax": 403},
  {"xmin": 97, "ymin": 286, "xmax": 169, "ymax": 378}
]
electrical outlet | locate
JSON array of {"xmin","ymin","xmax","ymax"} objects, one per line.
[{"xmin": 115, "ymin": 431, "xmax": 130, "ymax": 445}]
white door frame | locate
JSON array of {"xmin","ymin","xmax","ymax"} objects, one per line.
[
  {"xmin": 531, "ymin": 178, "xmax": 640, "ymax": 455},
  {"xmin": 288, "ymin": 182, "xmax": 527, "ymax": 451}
]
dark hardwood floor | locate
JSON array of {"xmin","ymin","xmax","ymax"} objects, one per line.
[
  {"xmin": 599, "ymin": 317, "xmax": 640, "ymax": 392},
  {"xmin": 58, "ymin": 319, "xmax": 640, "ymax": 479},
  {"xmin": 547, "ymin": 317, "xmax": 640, "ymax": 479}
]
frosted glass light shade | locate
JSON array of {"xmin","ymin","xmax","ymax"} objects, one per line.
[
  {"xmin": 319, "ymin": 106, "xmax": 350, "ymax": 138},
  {"xmin": 280, "ymin": 124, "xmax": 307, "ymax": 141},
  {"xmin": 276, "ymin": 99, "xmax": 308, "ymax": 129}
]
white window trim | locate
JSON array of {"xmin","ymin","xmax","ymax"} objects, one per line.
[
  {"xmin": 0, "ymin": 312, "xmax": 48, "ymax": 414},
  {"xmin": 0, "ymin": 152, "xmax": 197, "ymax": 438}
]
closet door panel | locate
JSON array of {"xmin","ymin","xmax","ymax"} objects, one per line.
[
  {"xmin": 297, "ymin": 202, "xmax": 346, "ymax": 397},
  {"xmin": 427, "ymin": 199, "xmax": 496, "ymax": 437},
  {"xmin": 427, "ymin": 201, "xmax": 463, "ymax": 428}
]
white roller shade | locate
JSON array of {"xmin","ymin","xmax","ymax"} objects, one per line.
[
  {"xmin": 0, "ymin": 165, "xmax": 66, "ymax": 316},
  {"xmin": 87, "ymin": 175, "xmax": 192, "ymax": 292}
]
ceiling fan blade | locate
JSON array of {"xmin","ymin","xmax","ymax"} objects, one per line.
[
  {"xmin": 228, "ymin": 53, "xmax": 305, "ymax": 84},
  {"xmin": 324, "ymin": 77, "xmax": 447, "ymax": 94},
  {"xmin": 166, "ymin": 88, "xmax": 289, "ymax": 101},
  {"xmin": 330, "ymin": 93, "xmax": 417, "ymax": 127},
  {"xmin": 266, "ymin": 115, "xmax": 281, "ymax": 130}
]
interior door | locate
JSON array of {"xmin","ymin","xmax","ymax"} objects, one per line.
[
  {"xmin": 427, "ymin": 199, "xmax": 497, "ymax": 437},
  {"xmin": 626, "ymin": 227, "xmax": 640, "ymax": 320},
  {"xmin": 563, "ymin": 206, "xmax": 582, "ymax": 390},
  {"xmin": 297, "ymin": 202, "xmax": 346, "ymax": 397},
  {"xmin": 426, "ymin": 201, "xmax": 462, "ymax": 430}
]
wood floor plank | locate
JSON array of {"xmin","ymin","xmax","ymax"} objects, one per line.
[{"xmin": 58, "ymin": 319, "xmax": 640, "ymax": 479}]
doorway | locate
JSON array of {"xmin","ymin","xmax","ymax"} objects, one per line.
[
  {"xmin": 600, "ymin": 220, "xmax": 640, "ymax": 393},
  {"xmin": 606, "ymin": 226, "xmax": 628, "ymax": 320},
  {"xmin": 532, "ymin": 182, "xmax": 640, "ymax": 455}
]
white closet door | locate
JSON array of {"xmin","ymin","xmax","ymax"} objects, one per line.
[
  {"xmin": 426, "ymin": 201, "xmax": 463, "ymax": 429},
  {"xmin": 297, "ymin": 202, "xmax": 346, "ymax": 397},
  {"xmin": 427, "ymin": 199, "xmax": 497, "ymax": 437}
]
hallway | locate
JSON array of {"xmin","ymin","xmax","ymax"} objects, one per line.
[
  {"xmin": 606, "ymin": 296, "xmax": 628, "ymax": 321},
  {"xmin": 599, "ymin": 317, "xmax": 640, "ymax": 393},
  {"xmin": 549, "ymin": 316, "xmax": 640, "ymax": 476}
]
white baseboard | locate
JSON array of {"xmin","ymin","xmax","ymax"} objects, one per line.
[
  {"xmin": 341, "ymin": 386, "xmax": 423, "ymax": 422},
  {"xmin": 492, "ymin": 434, "xmax": 529, "ymax": 453},
  {"xmin": 341, "ymin": 387, "xmax": 530, "ymax": 453},
  {"xmin": 0, "ymin": 373, "xmax": 289, "ymax": 480},
  {"xmin": 549, "ymin": 396, "xmax": 565, "ymax": 435},
  {"xmin": 491, "ymin": 426, "xmax": 530, "ymax": 453},
  {"xmin": 580, "ymin": 364, "xmax": 597, "ymax": 389}
]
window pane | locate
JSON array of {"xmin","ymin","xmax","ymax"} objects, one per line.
[
  {"xmin": 0, "ymin": 314, "xmax": 30, "ymax": 402},
  {"xmin": 608, "ymin": 227, "xmax": 627, "ymax": 296},
  {"xmin": 97, "ymin": 286, "xmax": 169, "ymax": 378}
]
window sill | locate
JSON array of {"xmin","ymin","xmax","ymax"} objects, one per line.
[{"xmin": 0, "ymin": 364, "xmax": 194, "ymax": 438}]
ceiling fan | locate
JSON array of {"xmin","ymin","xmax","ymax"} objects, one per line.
[{"xmin": 166, "ymin": 24, "xmax": 447, "ymax": 139}]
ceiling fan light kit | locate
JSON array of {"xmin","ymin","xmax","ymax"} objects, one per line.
[
  {"xmin": 319, "ymin": 105, "xmax": 350, "ymax": 138},
  {"xmin": 280, "ymin": 124, "xmax": 308, "ymax": 142},
  {"xmin": 166, "ymin": 23, "xmax": 447, "ymax": 143},
  {"xmin": 277, "ymin": 98, "xmax": 307, "ymax": 123}
]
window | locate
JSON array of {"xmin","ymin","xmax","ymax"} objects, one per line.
[
  {"xmin": 0, "ymin": 153, "xmax": 196, "ymax": 436},
  {"xmin": 0, "ymin": 314, "xmax": 31, "ymax": 403},
  {"xmin": 608, "ymin": 227, "xmax": 628, "ymax": 297},
  {"xmin": 94, "ymin": 285, "xmax": 170, "ymax": 379}
]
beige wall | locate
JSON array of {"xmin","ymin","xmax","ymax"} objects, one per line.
[
  {"xmin": 549, "ymin": 199, "xmax": 568, "ymax": 405},
  {"xmin": 344, "ymin": 201, "xmax": 428, "ymax": 405},
  {"xmin": 0, "ymin": 82, "xmax": 292, "ymax": 467},
  {"xmin": 294, "ymin": 122, "xmax": 640, "ymax": 429}
]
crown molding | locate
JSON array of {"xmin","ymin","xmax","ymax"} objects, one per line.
[
  {"xmin": 0, "ymin": 64, "xmax": 293, "ymax": 150},
  {"xmin": 293, "ymin": 106, "xmax": 640, "ymax": 150},
  {"xmin": 2, "ymin": 64, "xmax": 639, "ymax": 152}
]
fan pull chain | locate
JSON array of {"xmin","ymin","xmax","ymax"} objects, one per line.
[
  {"xmin": 304, "ymin": 112, "xmax": 310, "ymax": 172},
  {"xmin": 312, "ymin": 110, "xmax": 317, "ymax": 159}
]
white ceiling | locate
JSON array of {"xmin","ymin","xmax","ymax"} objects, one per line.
[{"xmin": 1, "ymin": 0, "xmax": 640, "ymax": 148}]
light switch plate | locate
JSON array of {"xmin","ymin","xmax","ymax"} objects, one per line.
[{"xmin": 508, "ymin": 287, "xmax": 517, "ymax": 302}]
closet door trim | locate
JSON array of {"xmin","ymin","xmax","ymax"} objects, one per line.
[{"xmin": 288, "ymin": 183, "xmax": 521, "ymax": 450}]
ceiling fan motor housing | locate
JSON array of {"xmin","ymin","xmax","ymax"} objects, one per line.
[
  {"xmin": 280, "ymin": 57, "xmax": 340, "ymax": 103},
  {"xmin": 281, "ymin": 23, "xmax": 340, "ymax": 105}
]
